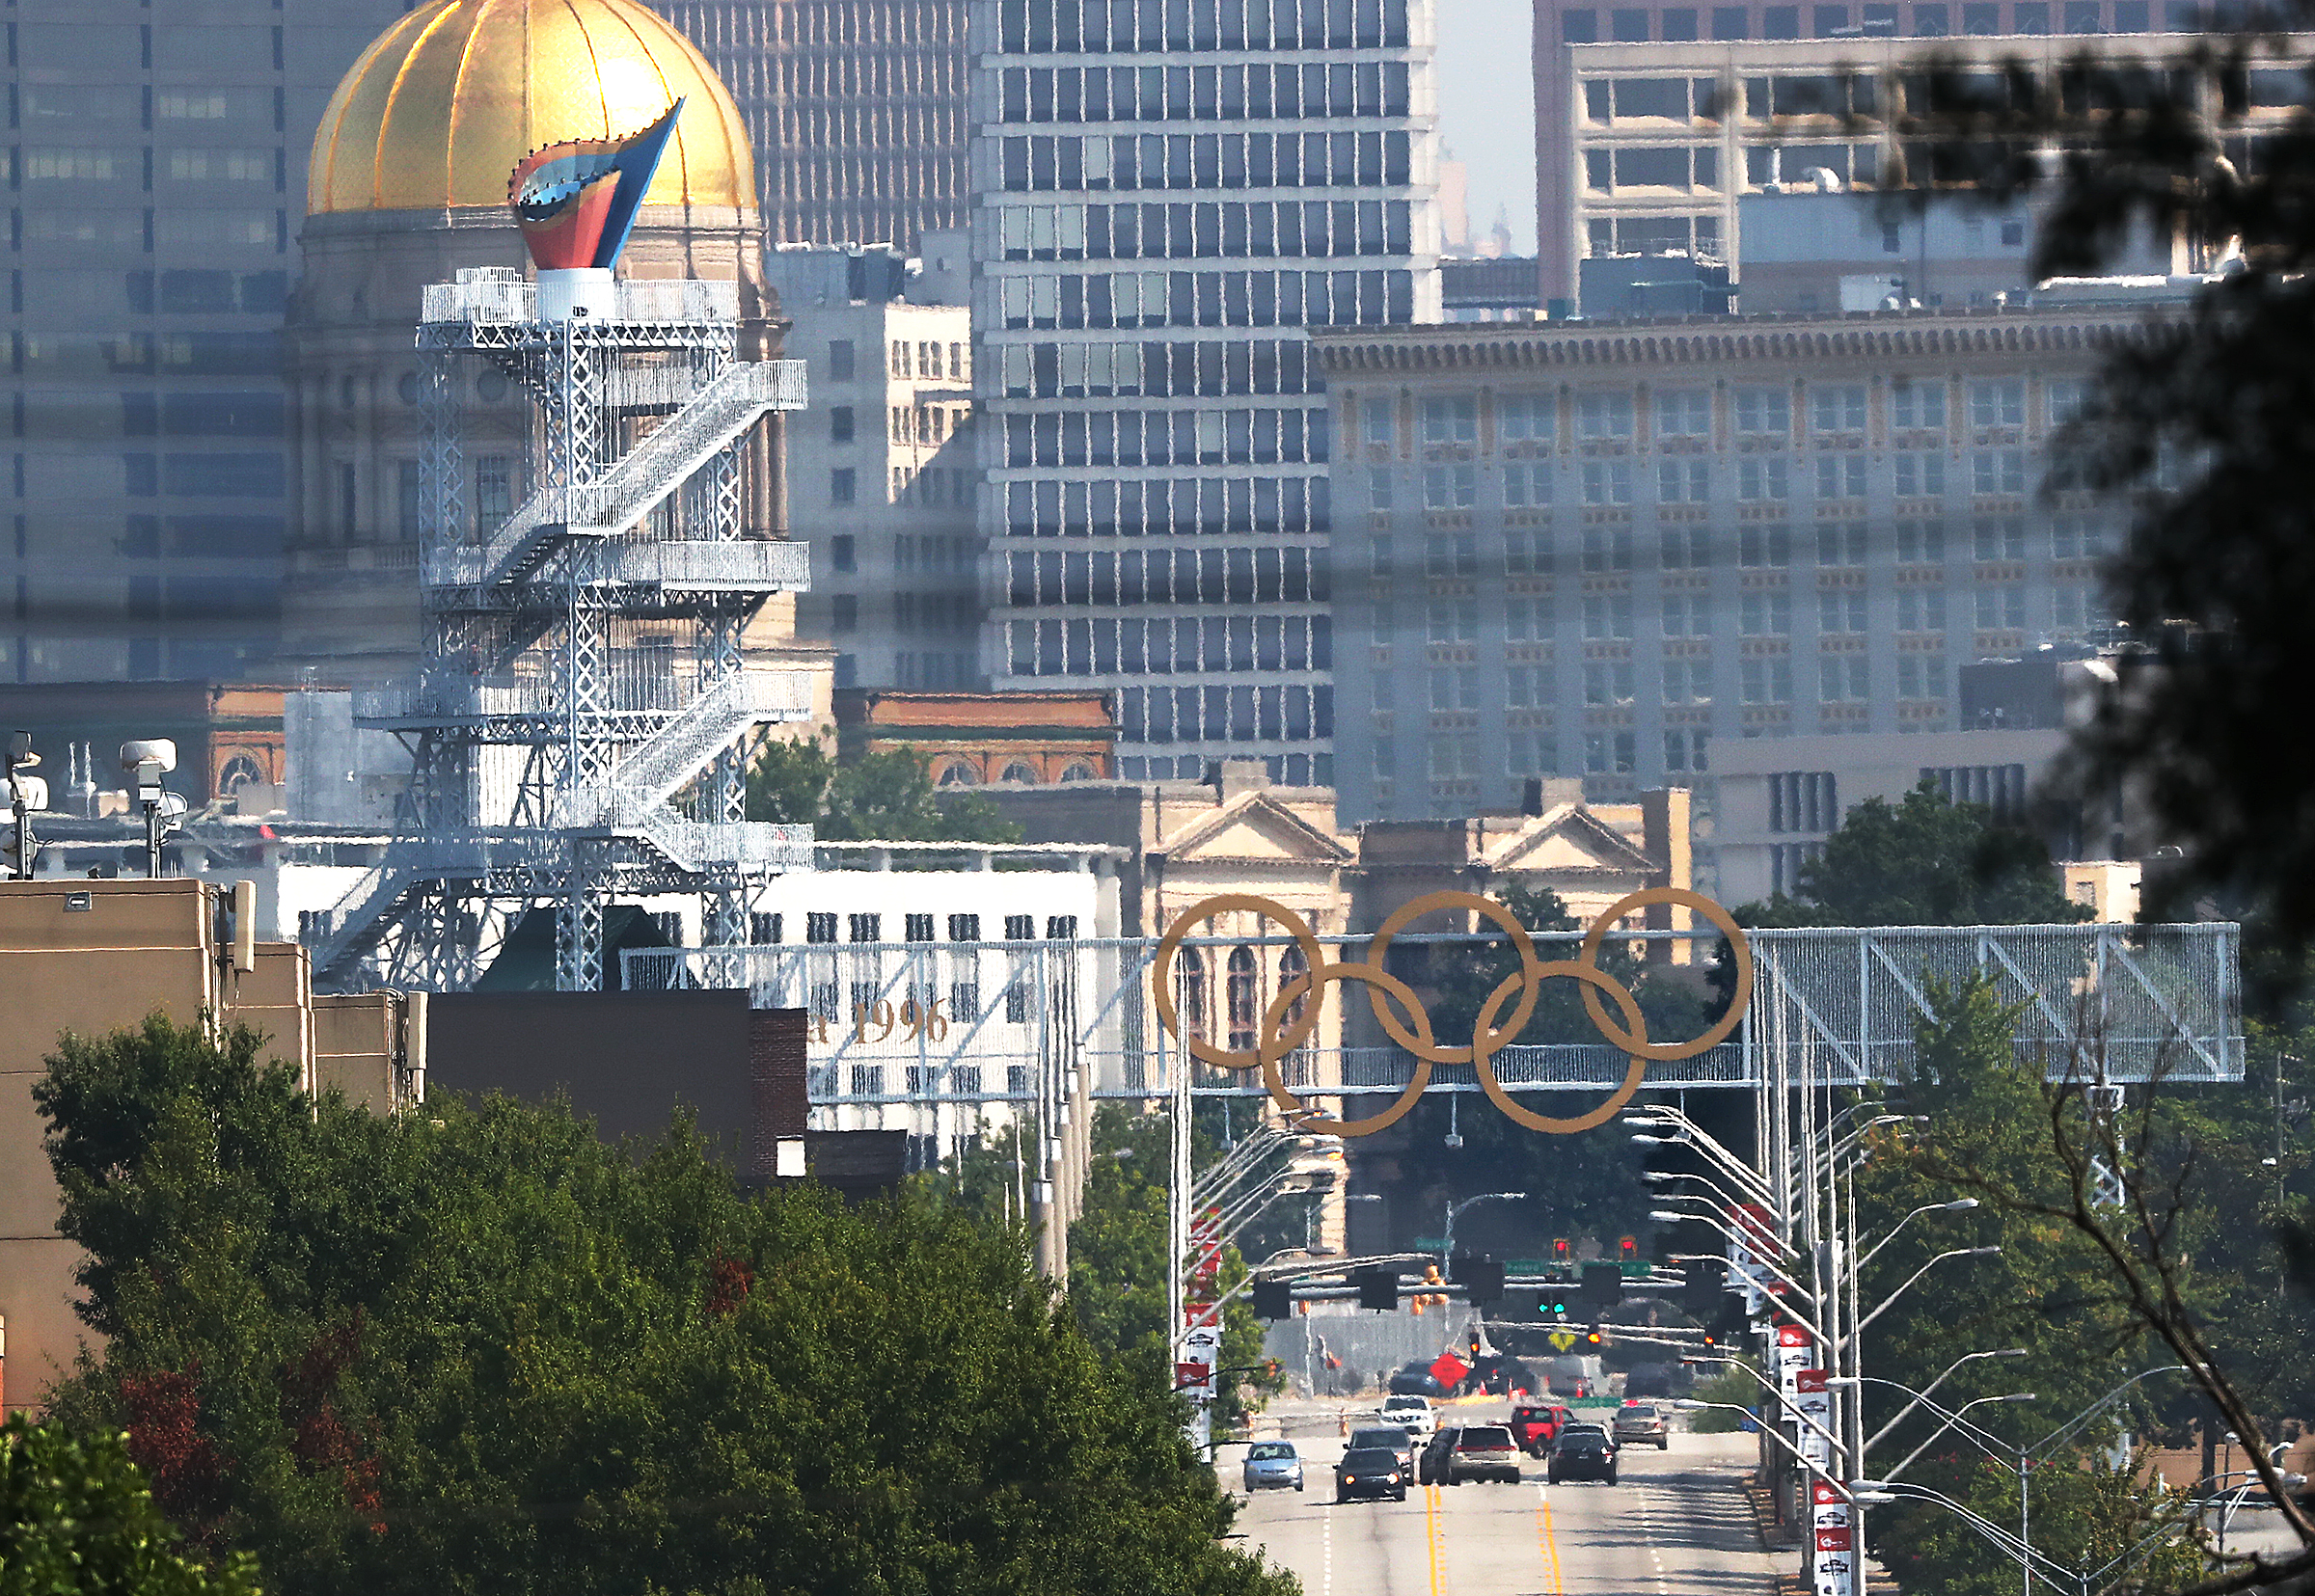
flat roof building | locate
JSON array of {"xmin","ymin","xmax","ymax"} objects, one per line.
[{"xmin": 1310, "ymin": 305, "xmax": 2150, "ymax": 825}]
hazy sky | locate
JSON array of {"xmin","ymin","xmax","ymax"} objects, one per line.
[{"xmin": 1434, "ymin": 0, "xmax": 1539, "ymax": 256}]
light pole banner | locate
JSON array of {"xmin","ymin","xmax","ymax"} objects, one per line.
[
  {"xmin": 1775, "ymin": 1321, "xmax": 1811, "ymax": 1403},
  {"xmin": 1811, "ymin": 1478, "xmax": 1855, "ymax": 1596},
  {"xmin": 1795, "ymin": 1366, "xmax": 1834, "ymax": 1469}
]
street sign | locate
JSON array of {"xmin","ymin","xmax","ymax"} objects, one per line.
[
  {"xmin": 1548, "ymin": 1329, "xmax": 1580, "ymax": 1351},
  {"xmin": 1430, "ymin": 1351, "xmax": 1471, "ymax": 1391}
]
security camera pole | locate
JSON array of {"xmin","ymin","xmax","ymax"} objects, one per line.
[
  {"xmin": 5, "ymin": 729, "xmax": 43, "ymax": 879},
  {"xmin": 120, "ymin": 739, "xmax": 182, "ymax": 879}
]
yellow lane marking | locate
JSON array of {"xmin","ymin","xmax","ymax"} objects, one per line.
[
  {"xmin": 1426, "ymin": 1484, "xmax": 1447, "ymax": 1596},
  {"xmin": 1537, "ymin": 1490, "xmax": 1566, "ymax": 1596}
]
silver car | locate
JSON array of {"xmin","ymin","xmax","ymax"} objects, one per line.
[
  {"xmin": 1242, "ymin": 1440, "xmax": 1305, "ymax": 1491},
  {"xmin": 1613, "ymin": 1403, "xmax": 1670, "ymax": 1449}
]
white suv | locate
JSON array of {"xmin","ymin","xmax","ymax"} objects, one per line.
[{"xmin": 1382, "ymin": 1393, "xmax": 1437, "ymax": 1437}]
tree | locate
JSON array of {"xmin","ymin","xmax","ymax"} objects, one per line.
[
  {"xmin": 746, "ymin": 737, "xmax": 1019, "ymax": 845},
  {"xmin": 1881, "ymin": 31, "xmax": 2315, "ymax": 959},
  {"xmin": 37, "ymin": 1017, "xmax": 1295, "ymax": 1596},
  {"xmin": 1, "ymin": 1414, "xmax": 261, "ymax": 1596},
  {"xmin": 1738, "ymin": 779, "xmax": 2089, "ymax": 930}
]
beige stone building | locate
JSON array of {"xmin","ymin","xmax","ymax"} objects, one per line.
[{"xmin": 0, "ymin": 878, "xmax": 417, "ymax": 1415}]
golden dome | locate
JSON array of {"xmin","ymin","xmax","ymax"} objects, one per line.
[{"xmin": 309, "ymin": 0, "xmax": 754, "ymax": 216}]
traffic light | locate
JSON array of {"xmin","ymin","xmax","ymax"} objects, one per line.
[
  {"xmin": 1544, "ymin": 1297, "xmax": 1568, "ymax": 1320},
  {"xmin": 1467, "ymin": 1329, "xmax": 1483, "ymax": 1362},
  {"xmin": 1619, "ymin": 1235, "xmax": 1639, "ymax": 1264},
  {"xmin": 1581, "ymin": 1261, "xmax": 1623, "ymax": 1307},
  {"xmin": 1354, "ymin": 1266, "xmax": 1399, "ymax": 1312},
  {"xmin": 1585, "ymin": 1327, "xmax": 1606, "ymax": 1346},
  {"xmin": 1252, "ymin": 1278, "xmax": 1294, "ymax": 1320},
  {"xmin": 1452, "ymin": 1254, "xmax": 1505, "ymax": 1308},
  {"xmin": 1551, "ymin": 1236, "xmax": 1572, "ymax": 1264},
  {"xmin": 1682, "ymin": 1261, "xmax": 1726, "ymax": 1317}
]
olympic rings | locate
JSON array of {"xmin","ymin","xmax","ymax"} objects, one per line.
[{"xmin": 1152, "ymin": 886, "xmax": 1753, "ymax": 1137}]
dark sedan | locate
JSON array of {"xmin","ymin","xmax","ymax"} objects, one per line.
[
  {"xmin": 1336, "ymin": 1445, "xmax": 1410, "ymax": 1501},
  {"xmin": 1545, "ymin": 1428, "xmax": 1619, "ymax": 1485}
]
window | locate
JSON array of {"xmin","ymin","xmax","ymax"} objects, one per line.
[
  {"xmin": 1891, "ymin": 380, "xmax": 1946, "ymax": 430},
  {"xmin": 1576, "ymin": 392, "xmax": 1636, "ymax": 440},
  {"xmin": 2046, "ymin": 378, "xmax": 2086, "ymax": 426},
  {"xmin": 1429, "ymin": 736, "xmax": 1479, "ymax": 777},
  {"xmin": 1818, "ymin": 589, "xmax": 1866, "ymax": 633},
  {"xmin": 805, "ymin": 911, "xmax": 839, "ymax": 944},
  {"xmin": 904, "ymin": 913, "xmax": 936, "ymax": 942},
  {"xmin": 1584, "ymin": 661, "xmax": 1637, "ymax": 704},
  {"xmin": 1424, "ymin": 465, "xmax": 1478, "ymax": 508},
  {"xmin": 1767, "ymin": 771, "xmax": 1838, "ymax": 832},
  {"xmin": 1498, "ymin": 393, "xmax": 1556, "ymax": 444},
  {"xmin": 1818, "ymin": 654, "xmax": 1868, "ymax": 704},
  {"xmin": 831, "ymin": 534, "xmax": 857, "ymax": 573},
  {"xmin": 1585, "ymin": 730, "xmax": 1638, "ymax": 773},
  {"xmin": 1740, "ymin": 525, "xmax": 1792, "ymax": 566},
  {"xmin": 1503, "ymin": 461, "xmax": 1552, "ymax": 506},
  {"xmin": 1427, "ymin": 532, "xmax": 1478, "ymax": 576},
  {"xmin": 1810, "ymin": 385, "xmax": 1866, "ymax": 434},
  {"xmin": 1897, "ymin": 654, "xmax": 1949, "ymax": 698},
  {"xmin": 1734, "ymin": 386, "xmax": 1790, "ymax": 437},
  {"xmin": 829, "ymin": 339, "xmax": 856, "ymax": 381},
  {"xmin": 1897, "ymin": 520, "xmax": 1946, "ymax": 563},
  {"xmin": 1973, "ymin": 516, "xmax": 2027, "ymax": 560},
  {"xmin": 1738, "ymin": 456, "xmax": 1789, "ymax": 500},
  {"xmin": 1362, "ymin": 395, "xmax": 1395, "ymax": 446},
  {"xmin": 1582, "ymin": 460, "xmax": 1634, "ymax": 504},
  {"xmin": 1897, "ymin": 586, "xmax": 1947, "ymax": 631},
  {"xmin": 831, "ymin": 467, "xmax": 857, "ymax": 505},
  {"xmin": 831, "ymin": 594, "xmax": 858, "ymax": 631},
  {"xmin": 1968, "ymin": 379, "xmax": 2026, "ymax": 429},
  {"xmin": 1506, "ymin": 593, "xmax": 1549, "ymax": 636},
  {"xmin": 1663, "ymin": 590, "xmax": 1710, "ymax": 634},
  {"xmin": 475, "ymin": 455, "xmax": 512, "ymax": 534},
  {"xmin": 1659, "ymin": 459, "xmax": 1710, "ymax": 503},
  {"xmin": 1893, "ymin": 449, "xmax": 1945, "ymax": 498},
  {"xmin": 1665, "ymin": 728, "xmax": 1710, "ymax": 771},
  {"xmin": 848, "ymin": 913, "xmax": 883, "ymax": 943},
  {"xmin": 1582, "ymin": 527, "xmax": 1633, "ymax": 570},
  {"xmin": 1975, "ymin": 584, "xmax": 2028, "ymax": 629},
  {"xmin": 1740, "ymin": 590, "xmax": 1792, "ymax": 635},
  {"xmin": 1506, "ymin": 663, "xmax": 1547, "ymax": 705},
  {"xmin": 1662, "ymin": 656, "xmax": 1712, "ymax": 701},
  {"xmin": 1583, "ymin": 593, "xmax": 1636, "ymax": 637},
  {"xmin": 1047, "ymin": 916, "xmax": 1078, "ymax": 939},
  {"xmin": 1655, "ymin": 389, "xmax": 1711, "ymax": 438},
  {"xmin": 1367, "ymin": 467, "xmax": 1394, "ymax": 509},
  {"xmin": 1430, "ymin": 664, "xmax": 1481, "ymax": 709},
  {"xmin": 1814, "ymin": 455, "xmax": 1866, "ymax": 500},
  {"xmin": 947, "ymin": 913, "xmax": 982, "ymax": 940},
  {"xmin": 1427, "ymin": 602, "xmax": 1479, "ymax": 642},
  {"xmin": 1422, "ymin": 395, "xmax": 1479, "ymax": 445},
  {"xmin": 2050, "ymin": 515, "xmax": 2107, "ymax": 558},
  {"xmin": 1817, "ymin": 523, "xmax": 1867, "ymax": 565},
  {"xmin": 1971, "ymin": 451, "xmax": 2027, "ymax": 497}
]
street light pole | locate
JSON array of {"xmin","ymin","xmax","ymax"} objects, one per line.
[{"xmin": 1440, "ymin": 1190, "xmax": 1526, "ymax": 1279}]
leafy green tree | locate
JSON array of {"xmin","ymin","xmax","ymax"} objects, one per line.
[
  {"xmin": 37, "ymin": 1017, "xmax": 1295, "ymax": 1596},
  {"xmin": 1741, "ymin": 780, "xmax": 2089, "ymax": 930},
  {"xmin": 1, "ymin": 1414, "xmax": 261, "ymax": 1596},
  {"xmin": 746, "ymin": 738, "xmax": 1019, "ymax": 844}
]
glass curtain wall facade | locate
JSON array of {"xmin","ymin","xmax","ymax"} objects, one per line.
[{"xmin": 971, "ymin": 0, "xmax": 1442, "ymax": 783}]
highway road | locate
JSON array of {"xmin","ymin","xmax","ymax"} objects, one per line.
[{"xmin": 1225, "ymin": 1403, "xmax": 1782, "ymax": 1596}]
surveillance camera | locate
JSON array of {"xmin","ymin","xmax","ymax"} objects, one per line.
[{"xmin": 119, "ymin": 739, "xmax": 177, "ymax": 773}]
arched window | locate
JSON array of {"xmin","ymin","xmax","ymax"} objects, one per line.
[
  {"xmin": 1059, "ymin": 760, "xmax": 1097, "ymax": 781},
  {"xmin": 1278, "ymin": 944, "xmax": 1312, "ymax": 1087},
  {"xmin": 215, "ymin": 753, "xmax": 265, "ymax": 798},
  {"xmin": 1180, "ymin": 949, "xmax": 1210, "ymax": 1041},
  {"xmin": 1227, "ymin": 944, "xmax": 1260, "ymax": 1053},
  {"xmin": 1000, "ymin": 761, "xmax": 1040, "ymax": 783},
  {"xmin": 937, "ymin": 760, "xmax": 981, "ymax": 786}
]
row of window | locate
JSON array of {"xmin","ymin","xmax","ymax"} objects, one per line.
[
  {"xmin": 1008, "ymin": 613, "xmax": 1333, "ymax": 674},
  {"xmin": 1370, "ymin": 379, "xmax": 2065, "ymax": 448},
  {"xmin": 1393, "ymin": 727, "xmax": 1704, "ymax": 782},
  {"xmin": 997, "ymin": 61, "xmax": 1412, "ymax": 124},
  {"xmin": 1005, "ymin": 403, "xmax": 1327, "ymax": 467},
  {"xmin": 1376, "ymin": 516, "xmax": 2106, "ymax": 579},
  {"xmin": 1558, "ymin": 0, "xmax": 2160, "ymax": 43},
  {"xmin": 1389, "ymin": 578, "xmax": 2095, "ymax": 641},
  {"xmin": 993, "ymin": 335, "xmax": 1328, "ymax": 400},
  {"xmin": 1006, "ymin": 542, "xmax": 1330, "ymax": 607},
  {"xmin": 1378, "ymin": 448, "xmax": 2042, "ymax": 509},
  {"xmin": 773, "ymin": 910, "xmax": 1062, "ymax": 944},
  {"xmin": 997, "ymin": 198, "xmax": 1415, "ymax": 263},
  {"xmin": 17, "ymin": 147, "xmax": 285, "ymax": 187},
  {"xmin": 13, "ymin": 207, "xmax": 286, "ymax": 254},
  {"xmin": 1001, "ymin": 269, "xmax": 1389, "ymax": 334},
  {"xmin": 1114, "ymin": 682, "xmax": 1338, "ymax": 744},
  {"xmin": 999, "ymin": 0, "xmax": 1412, "ymax": 54},
  {"xmin": 1000, "ymin": 130, "xmax": 1414, "ymax": 194},
  {"xmin": 1002, "ymin": 472, "xmax": 1328, "ymax": 537}
]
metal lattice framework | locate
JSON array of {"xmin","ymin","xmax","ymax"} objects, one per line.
[
  {"xmin": 621, "ymin": 920, "xmax": 2242, "ymax": 1122},
  {"xmin": 307, "ymin": 269, "xmax": 815, "ymax": 992}
]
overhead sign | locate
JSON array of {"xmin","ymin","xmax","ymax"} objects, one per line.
[{"xmin": 1153, "ymin": 887, "xmax": 1753, "ymax": 1137}]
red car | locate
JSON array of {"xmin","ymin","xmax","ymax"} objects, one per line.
[{"xmin": 1511, "ymin": 1402, "xmax": 1574, "ymax": 1456}]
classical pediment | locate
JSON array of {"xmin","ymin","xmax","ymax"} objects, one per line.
[
  {"xmin": 1482, "ymin": 804, "xmax": 1659, "ymax": 878},
  {"xmin": 1157, "ymin": 791, "xmax": 1353, "ymax": 865}
]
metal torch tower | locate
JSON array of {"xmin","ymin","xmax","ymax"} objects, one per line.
[{"xmin": 307, "ymin": 266, "xmax": 815, "ymax": 992}]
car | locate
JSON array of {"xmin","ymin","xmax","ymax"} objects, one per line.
[
  {"xmin": 1388, "ymin": 1361, "xmax": 1449, "ymax": 1397},
  {"xmin": 1560, "ymin": 1420, "xmax": 1615, "ymax": 1448},
  {"xmin": 1381, "ymin": 1394, "xmax": 1437, "ymax": 1437},
  {"xmin": 1447, "ymin": 1424, "xmax": 1523, "ymax": 1485},
  {"xmin": 1348, "ymin": 1425, "xmax": 1418, "ymax": 1468},
  {"xmin": 1417, "ymin": 1425, "xmax": 1461, "ymax": 1485},
  {"xmin": 1546, "ymin": 1427, "xmax": 1619, "ymax": 1484},
  {"xmin": 1511, "ymin": 1402, "xmax": 1575, "ymax": 1456},
  {"xmin": 1242, "ymin": 1440, "xmax": 1305, "ymax": 1492},
  {"xmin": 1336, "ymin": 1446, "xmax": 1410, "ymax": 1502},
  {"xmin": 1614, "ymin": 1402, "xmax": 1670, "ymax": 1449}
]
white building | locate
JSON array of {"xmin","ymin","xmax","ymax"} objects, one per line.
[
  {"xmin": 968, "ymin": 0, "xmax": 1445, "ymax": 783},
  {"xmin": 768, "ymin": 245, "xmax": 981, "ymax": 690}
]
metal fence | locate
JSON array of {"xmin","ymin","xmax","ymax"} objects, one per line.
[{"xmin": 618, "ymin": 920, "xmax": 2243, "ymax": 1111}]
